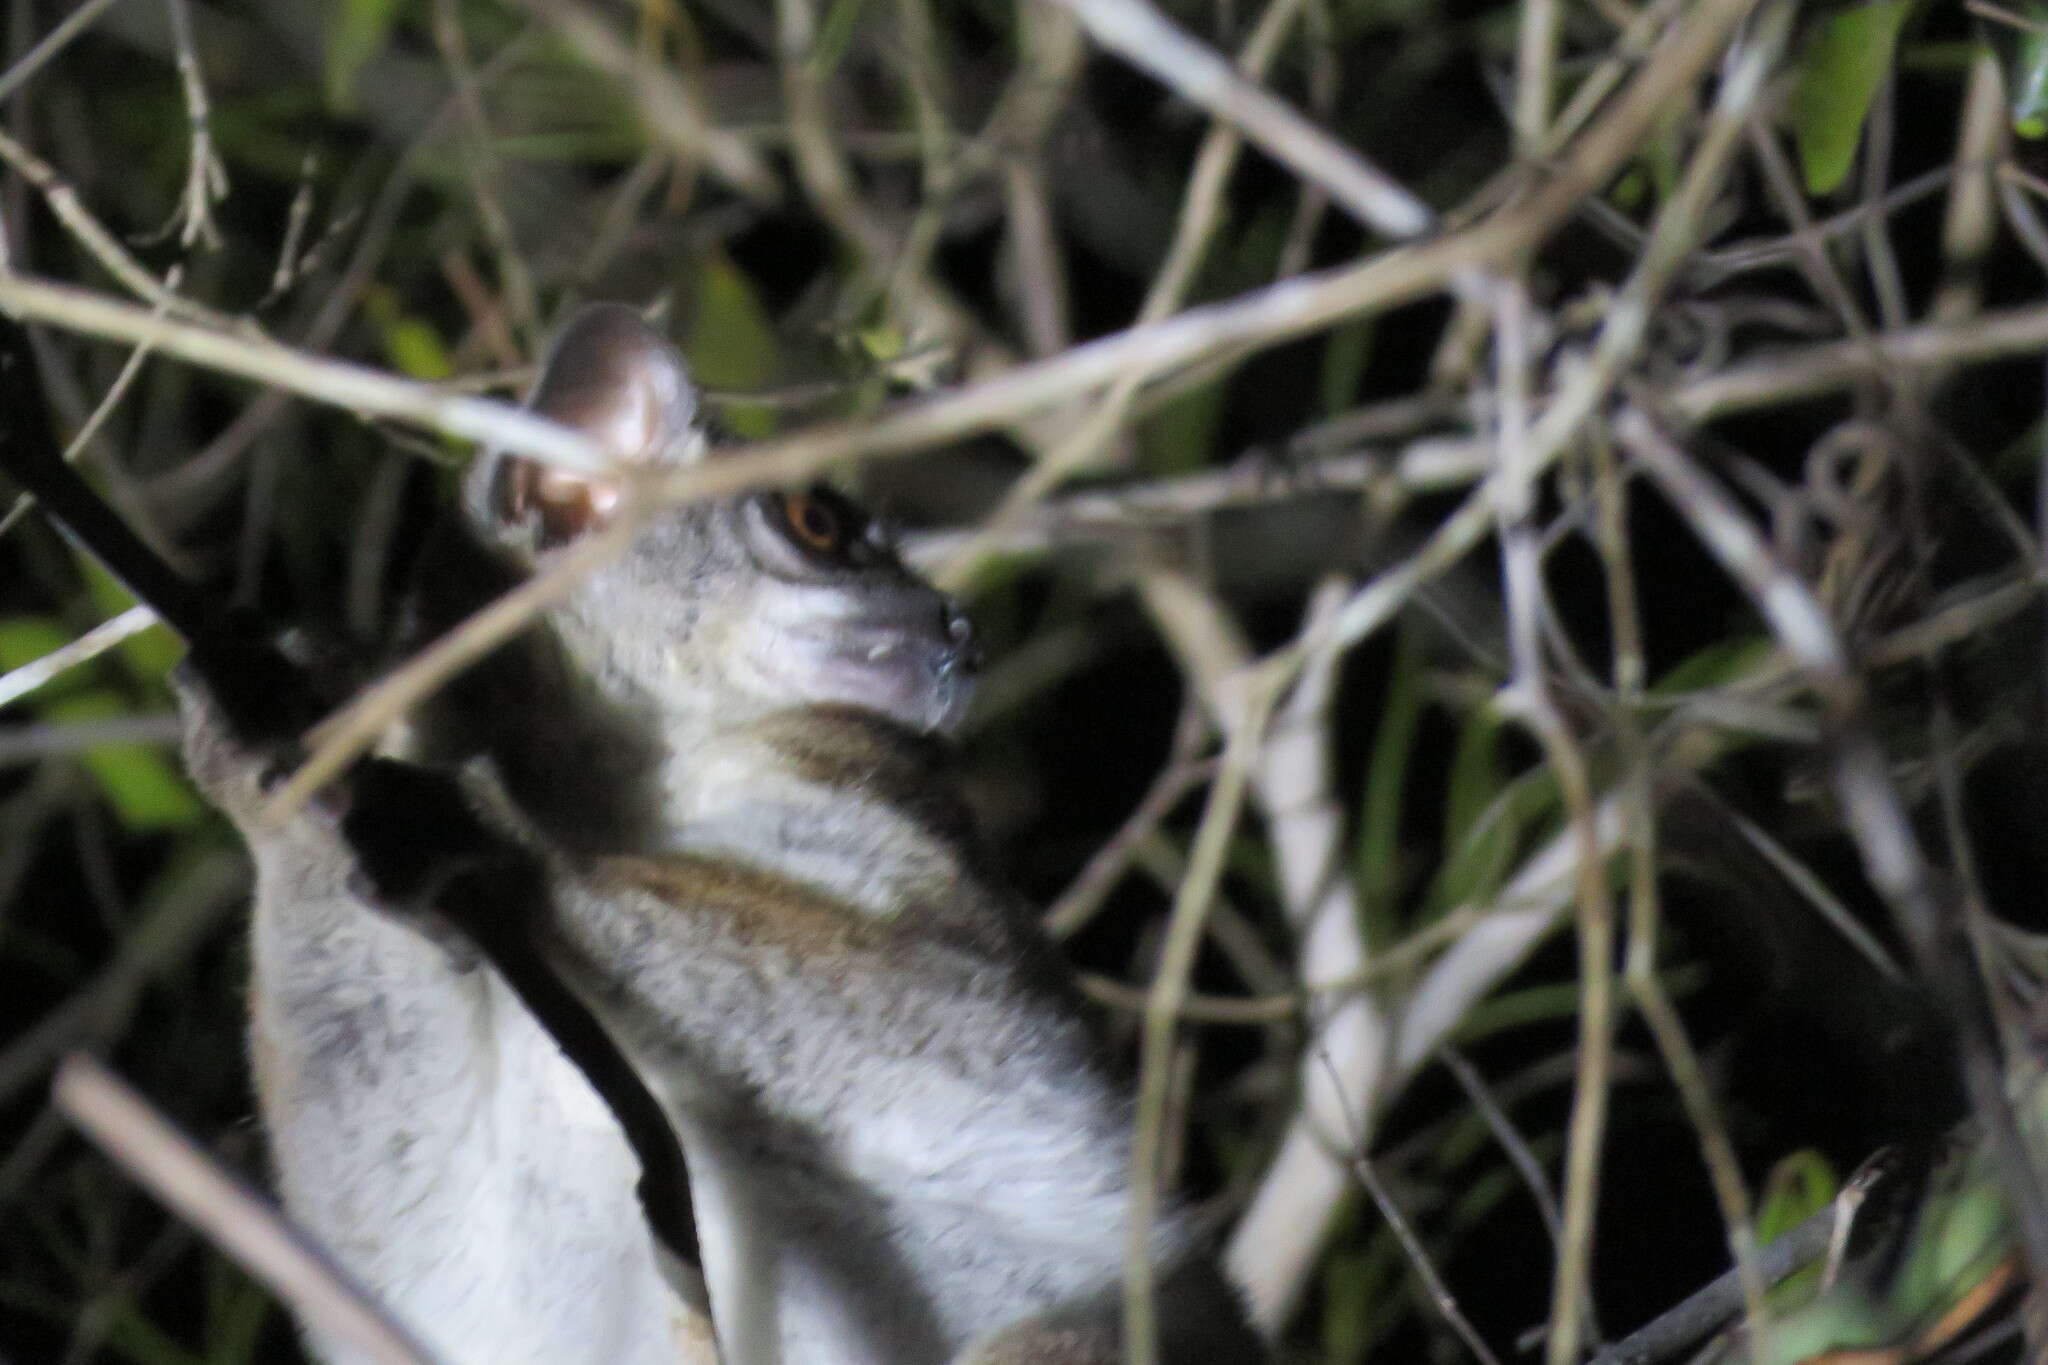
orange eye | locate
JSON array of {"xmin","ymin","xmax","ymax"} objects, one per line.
[{"xmin": 779, "ymin": 490, "xmax": 847, "ymax": 555}]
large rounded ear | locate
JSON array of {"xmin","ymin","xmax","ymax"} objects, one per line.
[{"xmin": 468, "ymin": 303, "xmax": 701, "ymax": 550}]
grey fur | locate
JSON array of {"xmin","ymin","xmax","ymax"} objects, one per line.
[{"xmin": 180, "ymin": 303, "xmax": 1263, "ymax": 1365}]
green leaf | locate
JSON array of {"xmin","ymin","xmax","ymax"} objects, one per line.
[
  {"xmin": 1759, "ymin": 1151, "xmax": 1840, "ymax": 1305},
  {"xmin": 1791, "ymin": 0, "xmax": 1916, "ymax": 194},
  {"xmin": 2006, "ymin": 10, "xmax": 2048, "ymax": 136},
  {"xmin": 324, "ymin": 0, "xmax": 402, "ymax": 114},
  {"xmin": 203, "ymin": 1256, "xmax": 270, "ymax": 1365},
  {"xmin": 689, "ymin": 254, "xmax": 779, "ymax": 439},
  {"xmin": 1440, "ymin": 703, "xmax": 1506, "ymax": 855},
  {"xmin": 1355, "ymin": 625, "xmax": 1423, "ymax": 946},
  {"xmin": 1319, "ymin": 1246, "xmax": 1374, "ymax": 1357},
  {"xmin": 1457, "ymin": 962, "xmax": 1708, "ymax": 1044},
  {"xmin": 1138, "ymin": 380, "xmax": 1225, "ymax": 475},
  {"xmin": 0, "ymin": 617, "xmax": 73, "ymax": 673},
  {"xmin": 1430, "ymin": 727, "xmax": 1559, "ymax": 915},
  {"xmin": 364, "ymin": 287, "xmax": 454, "ymax": 382},
  {"xmin": 1650, "ymin": 635, "xmax": 1776, "ymax": 697},
  {"xmin": 1759, "ymin": 1150, "xmax": 1837, "ymax": 1244},
  {"xmin": 815, "ymin": 0, "xmax": 870, "ymax": 70},
  {"xmin": 1319, "ymin": 320, "xmax": 1374, "ymax": 418},
  {"xmin": 47, "ymin": 689, "xmax": 203, "ymax": 831}
]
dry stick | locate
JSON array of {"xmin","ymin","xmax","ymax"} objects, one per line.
[
  {"xmin": 1492, "ymin": 276, "xmax": 1621, "ymax": 1365},
  {"xmin": 1615, "ymin": 407, "xmax": 2048, "ymax": 1308},
  {"xmin": 1441, "ymin": 1047, "xmax": 1565, "ymax": 1245},
  {"xmin": 158, "ymin": 0, "xmax": 226, "ymax": 251},
  {"xmin": 1272, "ymin": 0, "xmax": 1338, "ymax": 280},
  {"xmin": 984, "ymin": 0, "xmax": 1082, "ymax": 368},
  {"xmin": 9, "ymin": 0, "xmax": 1780, "ymax": 852},
  {"xmin": 1229, "ymin": 16, "xmax": 1779, "ymax": 1321},
  {"xmin": 0, "ymin": 0, "xmax": 1771, "ymax": 521},
  {"xmin": 1592, "ymin": 422, "xmax": 1772, "ymax": 1357},
  {"xmin": 1333, "ymin": 1067, "xmax": 1506, "ymax": 1365},
  {"xmin": 1537, "ymin": 16, "xmax": 1789, "ymax": 1360},
  {"xmin": 1515, "ymin": 0, "xmax": 1561, "ymax": 154},
  {"xmin": 1046, "ymin": 0, "xmax": 1431, "ymax": 239},
  {"xmin": 0, "ymin": 264, "xmax": 174, "ymax": 538},
  {"xmin": 935, "ymin": 0, "xmax": 1312, "ymax": 591},
  {"xmin": 0, "ymin": 128, "xmax": 235, "ymax": 331},
  {"xmin": 0, "ymin": 0, "xmax": 126, "ymax": 105},
  {"xmin": 904, "ymin": 438, "xmax": 1492, "ymax": 566},
  {"xmin": 0, "ymin": 274, "xmax": 609, "ymax": 473},
  {"xmin": 776, "ymin": 0, "xmax": 888, "ymax": 269},
  {"xmin": 1998, "ymin": 166, "xmax": 2048, "ymax": 276},
  {"xmin": 1691, "ymin": 165, "xmax": 1953, "ymax": 285},
  {"xmin": 1857, "ymin": 79, "xmax": 1911, "ymax": 338},
  {"xmin": 1539, "ymin": 0, "xmax": 1689, "ymax": 159},
  {"xmin": 1001, "ymin": 157, "xmax": 1068, "ymax": 358},
  {"xmin": 430, "ymin": 0, "xmax": 539, "ymax": 350},
  {"xmin": 1928, "ymin": 51, "xmax": 2006, "ymax": 335},
  {"xmin": 1152, "ymin": 570, "xmax": 1397, "ymax": 1345},
  {"xmin": 1667, "ymin": 300, "xmax": 2048, "ymax": 421},
  {"xmin": 1585, "ymin": 1199, "xmax": 1842, "ymax": 1365},
  {"xmin": 0, "ymin": 712, "xmax": 180, "ymax": 763},
  {"xmin": 52, "ymin": 1055, "xmax": 434, "ymax": 1365},
  {"xmin": 516, "ymin": 0, "xmax": 778, "ymax": 203},
  {"xmin": 1123, "ymin": 677, "xmax": 1274, "ymax": 1365},
  {"xmin": 0, "ymin": 603, "xmax": 157, "ymax": 708},
  {"xmin": 775, "ymin": 0, "xmax": 997, "ymax": 396}
]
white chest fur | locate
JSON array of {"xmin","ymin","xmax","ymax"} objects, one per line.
[{"xmin": 249, "ymin": 881, "xmax": 688, "ymax": 1365}]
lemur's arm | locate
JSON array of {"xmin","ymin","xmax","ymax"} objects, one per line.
[{"xmin": 0, "ymin": 315, "xmax": 706, "ymax": 1305}]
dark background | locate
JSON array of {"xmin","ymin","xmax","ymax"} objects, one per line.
[{"xmin": 2, "ymin": 0, "xmax": 2044, "ymax": 1361}]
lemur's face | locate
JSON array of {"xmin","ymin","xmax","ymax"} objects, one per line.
[
  {"xmin": 469, "ymin": 303, "xmax": 979, "ymax": 736},
  {"xmin": 721, "ymin": 484, "xmax": 978, "ymax": 733}
]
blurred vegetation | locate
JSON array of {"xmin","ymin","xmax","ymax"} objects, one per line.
[{"xmin": 2, "ymin": 0, "xmax": 2048, "ymax": 1362}]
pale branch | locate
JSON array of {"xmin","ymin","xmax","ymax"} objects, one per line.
[
  {"xmin": 1045, "ymin": 0, "xmax": 1431, "ymax": 239},
  {"xmin": 53, "ymin": 1055, "xmax": 434, "ymax": 1365}
]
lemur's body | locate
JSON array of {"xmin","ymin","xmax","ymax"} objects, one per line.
[{"xmin": 181, "ymin": 305, "xmax": 1262, "ymax": 1365}]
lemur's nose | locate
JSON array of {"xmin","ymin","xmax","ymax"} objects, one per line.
[{"xmin": 939, "ymin": 603, "xmax": 981, "ymax": 678}]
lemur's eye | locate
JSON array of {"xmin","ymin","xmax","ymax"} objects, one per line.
[{"xmin": 775, "ymin": 488, "xmax": 859, "ymax": 558}]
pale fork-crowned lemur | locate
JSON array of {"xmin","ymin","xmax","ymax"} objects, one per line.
[{"xmin": 179, "ymin": 304, "xmax": 1266, "ymax": 1365}]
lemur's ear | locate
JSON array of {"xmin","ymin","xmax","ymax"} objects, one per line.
[{"xmin": 474, "ymin": 303, "xmax": 701, "ymax": 549}]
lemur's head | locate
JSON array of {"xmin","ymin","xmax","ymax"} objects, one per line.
[{"xmin": 465, "ymin": 303, "xmax": 978, "ymax": 736}]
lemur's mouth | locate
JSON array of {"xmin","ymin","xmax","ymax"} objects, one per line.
[{"xmin": 787, "ymin": 606, "xmax": 975, "ymax": 733}]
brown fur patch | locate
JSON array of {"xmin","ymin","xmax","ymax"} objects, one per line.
[{"xmin": 596, "ymin": 853, "xmax": 892, "ymax": 960}]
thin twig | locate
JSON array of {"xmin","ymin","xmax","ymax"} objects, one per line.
[
  {"xmin": 1332, "ymin": 1056, "xmax": 1506, "ymax": 1365},
  {"xmin": 0, "ymin": 604, "xmax": 159, "ymax": 709},
  {"xmin": 517, "ymin": 0, "xmax": 778, "ymax": 203},
  {"xmin": 52, "ymin": 1055, "xmax": 434, "ymax": 1365},
  {"xmin": 1123, "ymin": 674, "xmax": 1274, "ymax": 1365},
  {"xmin": 430, "ymin": 0, "xmax": 539, "ymax": 349},
  {"xmin": 156, "ymin": 0, "xmax": 227, "ymax": 250},
  {"xmin": 0, "ymin": 129, "xmax": 233, "ymax": 330},
  {"xmin": 1492, "ymin": 274, "xmax": 1618, "ymax": 1365},
  {"xmin": 1046, "ymin": 0, "xmax": 1432, "ymax": 239},
  {"xmin": 0, "ymin": 0, "xmax": 127, "ymax": 106},
  {"xmin": 936, "ymin": 0, "xmax": 1312, "ymax": 589},
  {"xmin": 1617, "ymin": 406, "xmax": 2048, "ymax": 1298},
  {"xmin": 1593, "ymin": 424, "xmax": 1772, "ymax": 1356},
  {"xmin": 0, "ymin": 274, "xmax": 610, "ymax": 473}
]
